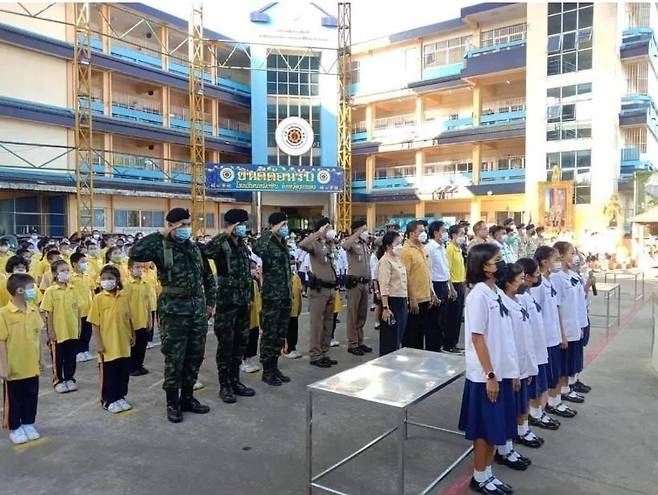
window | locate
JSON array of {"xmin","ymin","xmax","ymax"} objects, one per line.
[
  {"xmin": 423, "ymin": 35, "xmax": 471, "ymax": 68},
  {"xmin": 81, "ymin": 208, "xmax": 105, "ymax": 229},
  {"xmin": 547, "ymin": 3, "xmax": 594, "ymax": 75},
  {"xmin": 114, "ymin": 209, "xmax": 164, "ymax": 229},
  {"xmin": 546, "ymin": 83, "xmax": 592, "ymax": 140},
  {"xmin": 205, "ymin": 213, "xmax": 215, "ymax": 229},
  {"xmin": 350, "ymin": 60, "xmax": 360, "ymax": 84},
  {"xmin": 267, "ymin": 54, "xmax": 320, "ymax": 97},
  {"xmin": 480, "ymin": 23, "xmax": 527, "ymax": 48},
  {"xmin": 545, "ymin": 149, "xmax": 591, "ymax": 204}
]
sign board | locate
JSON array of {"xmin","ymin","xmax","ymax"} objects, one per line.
[
  {"xmin": 207, "ymin": 164, "xmax": 343, "ymax": 193},
  {"xmin": 275, "ymin": 117, "xmax": 315, "ymax": 156}
]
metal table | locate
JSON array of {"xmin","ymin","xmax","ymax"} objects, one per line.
[
  {"xmin": 603, "ymin": 270, "xmax": 645, "ymax": 302},
  {"xmin": 306, "ymin": 348, "xmax": 470, "ymax": 495},
  {"xmin": 589, "ymin": 282, "xmax": 621, "ymax": 335}
]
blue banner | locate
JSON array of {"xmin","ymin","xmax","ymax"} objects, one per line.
[{"xmin": 206, "ymin": 164, "xmax": 344, "ymax": 193}]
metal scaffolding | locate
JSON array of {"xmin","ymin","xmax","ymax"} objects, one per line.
[
  {"xmin": 189, "ymin": 2, "xmax": 206, "ymax": 235},
  {"xmin": 73, "ymin": 2, "xmax": 95, "ymax": 234},
  {"xmin": 337, "ymin": 2, "xmax": 353, "ymax": 233}
]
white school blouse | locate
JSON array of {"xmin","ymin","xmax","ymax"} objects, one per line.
[
  {"xmin": 530, "ymin": 276, "xmax": 562, "ymax": 348},
  {"xmin": 518, "ymin": 292, "xmax": 549, "ymax": 366},
  {"xmin": 499, "ymin": 292, "xmax": 539, "ymax": 382},
  {"xmin": 464, "ymin": 282, "xmax": 520, "ymax": 383},
  {"xmin": 573, "ymin": 271, "xmax": 589, "ymax": 329},
  {"xmin": 552, "ymin": 270, "xmax": 582, "ymax": 342}
]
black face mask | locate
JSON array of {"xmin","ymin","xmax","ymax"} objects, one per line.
[
  {"xmin": 532, "ymin": 274, "xmax": 542, "ymax": 288},
  {"xmin": 495, "ymin": 260, "xmax": 506, "ymax": 274}
]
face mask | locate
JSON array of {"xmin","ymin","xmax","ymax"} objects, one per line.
[
  {"xmin": 290, "ymin": 265, "xmax": 296, "ymax": 274},
  {"xmin": 359, "ymin": 231, "xmax": 369, "ymax": 242},
  {"xmin": 494, "ymin": 260, "xmax": 506, "ymax": 273},
  {"xmin": 440, "ymin": 232, "xmax": 449, "ymax": 243},
  {"xmin": 24, "ymin": 287, "xmax": 37, "ymax": 302},
  {"xmin": 0, "ymin": 246, "xmax": 8, "ymax": 253},
  {"xmin": 501, "ymin": 235, "xmax": 509, "ymax": 243},
  {"xmin": 13, "ymin": 268, "xmax": 27, "ymax": 275},
  {"xmin": 279, "ymin": 225, "xmax": 289, "ymax": 238},
  {"xmin": 532, "ymin": 274, "xmax": 542, "ymax": 288},
  {"xmin": 235, "ymin": 224, "xmax": 247, "ymax": 238},
  {"xmin": 175, "ymin": 226, "xmax": 192, "ymax": 242},
  {"xmin": 93, "ymin": 234, "xmax": 100, "ymax": 240},
  {"xmin": 78, "ymin": 262, "xmax": 88, "ymax": 273},
  {"xmin": 57, "ymin": 271, "xmax": 70, "ymax": 283},
  {"xmin": 250, "ymin": 269, "xmax": 258, "ymax": 278},
  {"xmin": 31, "ymin": 234, "xmax": 38, "ymax": 240},
  {"xmin": 89, "ymin": 249, "xmax": 99, "ymax": 257},
  {"xmin": 100, "ymin": 279, "xmax": 116, "ymax": 291},
  {"xmin": 127, "ymin": 237, "xmax": 134, "ymax": 243},
  {"xmin": 325, "ymin": 229, "xmax": 337, "ymax": 241},
  {"xmin": 111, "ymin": 254, "xmax": 123, "ymax": 263},
  {"xmin": 457, "ymin": 236, "xmax": 466, "ymax": 245},
  {"xmin": 552, "ymin": 261, "xmax": 563, "ymax": 271},
  {"xmin": 132, "ymin": 268, "xmax": 143, "ymax": 278},
  {"xmin": 418, "ymin": 232, "xmax": 428, "ymax": 243},
  {"xmin": 392, "ymin": 244, "xmax": 403, "ymax": 256}
]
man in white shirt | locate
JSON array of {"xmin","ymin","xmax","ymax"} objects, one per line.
[{"xmin": 425, "ymin": 221, "xmax": 453, "ymax": 352}]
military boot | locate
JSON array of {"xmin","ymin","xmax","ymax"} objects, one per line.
[
  {"xmin": 262, "ymin": 361, "xmax": 282, "ymax": 386},
  {"xmin": 165, "ymin": 389, "xmax": 183, "ymax": 423},
  {"xmin": 231, "ymin": 365, "xmax": 255, "ymax": 397},
  {"xmin": 219, "ymin": 370, "xmax": 236, "ymax": 403},
  {"xmin": 273, "ymin": 357, "xmax": 291, "ymax": 383},
  {"xmin": 180, "ymin": 388, "xmax": 210, "ymax": 414}
]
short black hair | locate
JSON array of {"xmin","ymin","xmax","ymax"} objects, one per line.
[
  {"xmin": 70, "ymin": 252, "xmax": 86, "ymax": 265},
  {"xmin": 553, "ymin": 241, "xmax": 573, "ymax": 256},
  {"xmin": 16, "ymin": 248, "xmax": 30, "ymax": 258},
  {"xmin": 6, "ymin": 255, "xmax": 28, "ymax": 274},
  {"xmin": 46, "ymin": 249, "xmax": 60, "ymax": 261},
  {"xmin": 100, "ymin": 264, "xmax": 123, "ymax": 290},
  {"xmin": 351, "ymin": 219, "xmax": 366, "ymax": 231},
  {"xmin": 7, "ymin": 273, "xmax": 35, "ymax": 296},
  {"xmin": 105, "ymin": 246, "xmax": 122, "ymax": 264},
  {"xmin": 505, "ymin": 227, "xmax": 514, "ymax": 235},
  {"xmin": 489, "ymin": 225, "xmax": 505, "ymax": 237},
  {"xmin": 428, "ymin": 221, "xmax": 445, "ymax": 240},
  {"xmin": 503, "ymin": 218, "xmax": 515, "ymax": 227},
  {"xmin": 466, "ymin": 243, "xmax": 500, "ymax": 285},
  {"xmin": 406, "ymin": 220, "xmax": 423, "ymax": 236},
  {"xmin": 536, "ymin": 226, "xmax": 545, "ymax": 234},
  {"xmin": 51, "ymin": 259, "xmax": 69, "ymax": 275},
  {"xmin": 495, "ymin": 262, "xmax": 524, "ymax": 292},
  {"xmin": 534, "ymin": 245, "xmax": 557, "ymax": 263},
  {"xmin": 448, "ymin": 224, "xmax": 463, "ymax": 238},
  {"xmin": 516, "ymin": 257, "xmax": 539, "ymax": 275}
]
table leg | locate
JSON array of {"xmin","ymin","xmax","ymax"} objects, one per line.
[
  {"xmin": 398, "ymin": 409, "xmax": 406, "ymax": 495},
  {"xmin": 307, "ymin": 389, "xmax": 313, "ymax": 495},
  {"xmin": 605, "ymin": 290, "xmax": 610, "ymax": 337},
  {"xmin": 403, "ymin": 409, "xmax": 408, "ymax": 440},
  {"xmin": 617, "ymin": 285, "xmax": 621, "ymax": 327}
]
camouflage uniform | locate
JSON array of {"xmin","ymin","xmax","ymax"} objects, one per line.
[
  {"xmin": 253, "ymin": 230, "xmax": 292, "ymax": 366},
  {"xmin": 202, "ymin": 233, "xmax": 252, "ymax": 387},
  {"xmin": 129, "ymin": 232, "xmax": 216, "ymax": 392}
]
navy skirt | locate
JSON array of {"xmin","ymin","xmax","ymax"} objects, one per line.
[
  {"xmin": 581, "ymin": 323, "xmax": 591, "ymax": 347},
  {"xmin": 514, "ymin": 378, "xmax": 529, "ymax": 417},
  {"xmin": 567, "ymin": 340, "xmax": 583, "ymax": 376},
  {"xmin": 546, "ymin": 345, "xmax": 562, "ymax": 388},
  {"xmin": 527, "ymin": 364, "xmax": 549, "ymax": 399},
  {"xmin": 459, "ymin": 379, "xmax": 512, "ymax": 445}
]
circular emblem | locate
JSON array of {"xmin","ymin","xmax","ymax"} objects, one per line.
[
  {"xmin": 220, "ymin": 167, "xmax": 235, "ymax": 183},
  {"xmin": 275, "ymin": 117, "xmax": 314, "ymax": 156},
  {"xmin": 317, "ymin": 169, "xmax": 331, "ymax": 184}
]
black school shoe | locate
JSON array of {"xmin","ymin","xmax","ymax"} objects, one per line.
[
  {"xmin": 511, "ymin": 450, "xmax": 532, "ymax": 466},
  {"xmin": 359, "ymin": 344, "xmax": 373, "ymax": 353},
  {"xmin": 130, "ymin": 367, "xmax": 149, "ymax": 377},
  {"xmin": 469, "ymin": 477, "xmax": 511, "ymax": 494},
  {"xmin": 572, "ymin": 380, "xmax": 592, "ymax": 394},
  {"xmin": 494, "ymin": 452, "xmax": 528, "ymax": 471},
  {"xmin": 546, "ymin": 404, "xmax": 578, "ymax": 418},
  {"xmin": 515, "ymin": 433, "xmax": 544, "ymax": 448},
  {"xmin": 321, "ymin": 357, "xmax": 338, "ymax": 366},
  {"xmin": 528, "ymin": 414, "xmax": 560, "ymax": 430},
  {"xmin": 310, "ymin": 359, "xmax": 331, "ymax": 368},
  {"xmin": 562, "ymin": 390, "xmax": 585, "ymax": 403}
]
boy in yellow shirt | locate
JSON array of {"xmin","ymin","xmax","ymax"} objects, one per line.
[
  {"xmin": 0, "ymin": 273, "xmax": 45, "ymax": 444},
  {"xmin": 0, "ymin": 256, "xmax": 43, "ymax": 308},
  {"xmin": 70, "ymin": 252, "xmax": 95, "ymax": 363},
  {"xmin": 38, "ymin": 250, "xmax": 62, "ymax": 291},
  {"xmin": 88, "ymin": 265, "xmax": 134, "ymax": 414},
  {"xmin": 283, "ymin": 261, "xmax": 303, "ymax": 359},
  {"xmin": 241, "ymin": 263, "xmax": 262, "ymax": 374},
  {"xmin": 142, "ymin": 262, "xmax": 160, "ymax": 349},
  {"xmin": 126, "ymin": 259, "xmax": 154, "ymax": 376},
  {"xmin": 40, "ymin": 260, "xmax": 81, "ymax": 394},
  {"xmin": 0, "ymin": 239, "xmax": 14, "ymax": 275}
]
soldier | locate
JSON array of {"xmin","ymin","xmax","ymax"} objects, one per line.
[
  {"xmin": 299, "ymin": 217, "xmax": 338, "ymax": 368},
  {"xmin": 253, "ymin": 212, "xmax": 292, "ymax": 386},
  {"xmin": 129, "ymin": 208, "xmax": 215, "ymax": 423},
  {"xmin": 202, "ymin": 209, "xmax": 255, "ymax": 404},
  {"xmin": 341, "ymin": 220, "xmax": 372, "ymax": 356},
  {"xmin": 524, "ymin": 223, "xmax": 539, "ymax": 258}
]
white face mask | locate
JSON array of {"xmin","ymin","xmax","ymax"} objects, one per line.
[
  {"xmin": 326, "ymin": 229, "xmax": 337, "ymax": 241},
  {"xmin": 392, "ymin": 244, "xmax": 403, "ymax": 256},
  {"xmin": 552, "ymin": 261, "xmax": 563, "ymax": 271},
  {"xmin": 100, "ymin": 279, "xmax": 116, "ymax": 291},
  {"xmin": 13, "ymin": 268, "xmax": 27, "ymax": 275},
  {"xmin": 418, "ymin": 232, "xmax": 428, "ymax": 243},
  {"xmin": 57, "ymin": 271, "xmax": 70, "ymax": 283},
  {"xmin": 359, "ymin": 231, "xmax": 369, "ymax": 242}
]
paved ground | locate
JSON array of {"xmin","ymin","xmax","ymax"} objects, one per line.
[{"xmin": 1, "ymin": 275, "xmax": 657, "ymax": 495}]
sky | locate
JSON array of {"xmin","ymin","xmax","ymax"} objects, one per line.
[{"xmin": 142, "ymin": 0, "xmax": 480, "ymax": 43}]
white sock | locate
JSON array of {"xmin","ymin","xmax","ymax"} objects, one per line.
[
  {"xmin": 486, "ymin": 466, "xmax": 503, "ymax": 485},
  {"xmin": 474, "ymin": 469, "xmax": 488, "ymax": 483},
  {"xmin": 497, "ymin": 444, "xmax": 510, "ymax": 455},
  {"xmin": 561, "ymin": 386, "xmax": 571, "ymax": 395},
  {"xmin": 506, "ymin": 439, "xmax": 514, "ymax": 451},
  {"xmin": 548, "ymin": 395, "xmax": 560, "ymax": 407},
  {"xmin": 529, "ymin": 406, "xmax": 541, "ymax": 419},
  {"xmin": 517, "ymin": 423, "xmax": 528, "ymax": 436},
  {"xmin": 568, "ymin": 376, "xmax": 576, "ymax": 385}
]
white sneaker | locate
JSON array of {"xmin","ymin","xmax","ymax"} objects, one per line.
[
  {"xmin": 21, "ymin": 424, "xmax": 40, "ymax": 441},
  {"xmin": 240, "ymin": 360, "xmax": 252, "ymax": 373},
  {"xmin": 283, "ymin": 351, "xmax": 296, "ymax": 359},
  {"xmin": 65, "ymin": 380, "xmax": 78, "ymax": 392},
  {"xmin": 193, "ymin": 381, "xmax": 204, "ymax": 391},
  {"xmin": 289, "ymin": 350, "xmax": 303, "ymax": 359},
  {"xmin": 330, "ymin": 339, "xmax": 340, "ymax": 347},
  {"xmin": 249, "ymin": 356, "xmax": 261, "ymax": 371},
  {"xmin": 117, "ymin": 399, "xmax": 132, "ymax": 411},
  {"xmin": 106, "ymin": 402, "xmax": 123, "ymax": 414},
  {"xmin": 76, "ymin": 353, "xmax": 86, "ymax": 362},
  {"xmin": 9, "ymin": 428, "xmax": 28, "ymax": 444},
  {"xmin": 54, "ymin": 383, "xmax": 68, "ymax": 394},
  {"xmin": 146, "ymin": 342, "xmax": 156, "ymax": 349},
  {"xmin": 84, "ymin": 351, "xmax": 95, "ymax": 361}
]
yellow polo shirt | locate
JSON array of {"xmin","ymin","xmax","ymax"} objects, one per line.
[
  {"xmin": 143, "ymin": 264, "xmax": 161, "ymax": 299},
  {"xmin": 86, "ymin": 255, "xmax": 104, "ymax": 283},
  {"xmin": 0, "ymin": 302, "xmax": 44, "ymax": 380},
  {"xmin": 446, "ymin": 242, "xmax": 466, "ymax": 283},
  {"xmin": 87, "ymin": 290, "xmax": 132, "ymax": 363},
  {"xmin": 249, "ymin": 280, "xmax": 261, "ymax": 329},
  {"xmin": 400, "ymin": 242, "xmax": 432, "ymax": 303},
  {"xmin": 0, "ymin": 252, "xmax": 14, "ymax": 274},
  {"xmin": 291, "ymin": 272, "xmax": 302, "ymax": 317},
  {"xmin": 40, "ymin": 284, "xmax": 80, "ymax": 342},
  {"xmin": 70, "ymin": 272, "xmax": 94, "ymax": 318},
  {"xmin": 125, "ymin": 278, "xmax": 154, "ymax": 330}
]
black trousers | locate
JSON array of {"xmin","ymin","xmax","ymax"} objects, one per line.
[
  {"xmin": 2, "ymin": 376, "xmax": 39, "ymax": 431},
  {"xmin": 147, "ymin": 311, "xmax": 156, "ymax": 342},
  {"xmin": 286, "ymin": 316, "xmax": 299, "ymax": 352},
  {"xmin": 379, "ymin": 297, "xmax": 408, "ymax": 356},
  {"xmin": 244, "ymin": 327, "xmax": 260, "ymax": 358},
  {"xmin": 50, "ymin": 339, "xmax": 78, "ymax": 385},
  {"xmin": 445, "ymin": 282, "xmax": 465, "ymax": 349},
  {"xmin": 77, "ymin": 317, "xmax": 92, "ymax": 354},
  {"xmin": 402, "ymin": 301, "xmax": 431, "ymax": 350},
  {"xmin": 130, "ymin": 328, "xmax": 148, "ymax": 370},
  {"xmin": 100, "ymin": 357, "xmax": 130, "ymax": 407},
  {"xmin": 427, "ymin": 281, "xmax": 450, "ymax": 352}
]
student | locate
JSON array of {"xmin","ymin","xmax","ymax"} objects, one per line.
[
  {"xmin": 142, "ymin": 262, "xmax": 160, "ymax": 349},
  {"xmin": 0, "ymin": 239, "xmax": 14, "ymax": 275},
  {"xmin": 516, "ymin": 257, "xmax": 554, "ymax": 434},
  {"xmin": 40, "ymin": 260, "xmax": 81, "ymax": 394},
  {"xmin": 459, "ymin": 243, "xmax": 518, "ymax": 494},
  {"xmin": 87, "ymin": 265, "xmax": 134, "ymax": 414},
  {"xmin": 497, "ymin": 263, "xmax": 543, "ymax": 466},
  {"xmin": 552, "ymin": 241, "xmax": 586, "ymax": 405},
  {"xmin": 283, "ymin": 258, "xmax": 303, "ymax": 359},
  {"xmin": 70, "ymin": 252, "xmax": 95, "ymax": 363},
  {"xmin": 0, "ymin": 273, "xmax": 44, "ymax": 444},
  {"xmin": 330, "ymin": 289, "xmax": 343, "ymax": 347},
  {"xmin": 532, "ymin": 246, "xmax": 577, "ymax": 419},
  {"xmin": 38, "ymin": 250, "xmax": 63, "ymax": 291},
  {"xmin": 85, "ymin": 241, "xmax": 104, "ymax": 281},
  {"xmin": 0, "ymin": 256, "xmax": 42, "ymax": 308},
  {"xmin": 241, "ymin": 261, "xmax": 262, "ymax": 373},
  {"xmin": 571, "ymin": 251, "xmax": 592, "ymax": 394},
  {"xmin": 126, "ymin": 259, "xmax": 154, "ymax": 377},
  {"xmin": 105, "ymin": 246, "xmax": 130, "ymax": 283},
  {"xmin": 445, "ymin": 224, "xmax": 467, "ymax": 353}
]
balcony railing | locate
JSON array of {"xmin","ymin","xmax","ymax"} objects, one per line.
[
  {"xmin": 625, "ymin": 3, "xmax": 652, "ymax": 31},
  {"xmin": 111, "ymin": 95, "xmax": 163, "ymax": 125}
]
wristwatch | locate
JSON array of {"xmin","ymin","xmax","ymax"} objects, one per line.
[{"xmin": 486, "ymin": 371, "xmax": 496, "ymax": 380}]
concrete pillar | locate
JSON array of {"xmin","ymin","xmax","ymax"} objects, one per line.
[
  {"xmin": 366, "ymin": 104, "xmax": 376, "ymax": 140},
  {"xmin": 366, "ymin": 155, "xmax": 376, "ymax": 191},
  {"xmin": 162, "ymin": 142, "xmax": 171, "ymax": 181},
  {"xmin": 367, "ymin": 203, "xmax": 376, "ymax": 228},
  {"xmin": 211, "ymin": 99, "xmax": 219, "ymax": 136},
  {"xmin": 103, "ymin": 133, "xmax": 112, "ymax": 176},
  {"xmin": 415, "ymin": 95, "xmax": 424, "ymax": 128},
  {"xmin": 209, "ymin": 41, "xmax": 218, "ymax": 85},
  {"xmin": 161, "ymin": 86, "xmax": 170, "ymax": 127},
  {"xmin": 102, "ymin": 72, "xmax": 111, "ymax": 116},
  {"xmin": 101, "ymin": 4, "xmax": 110, "ymax": 54},
  {"xmin": 415, "ymin": 149, "xmax": 424, "ymax": 183},
  {"xmin": 472, "ymin": 142, "xmax": 481, "ymax": 185},
  {"xmin": 161, "ymin": 26, "xmax": 169, "ymax": 71},
  {"xmin": 415, "ymin": 201, "xmax": 426, "ymax": 219},
  {"xmin": 472, "ymin": 83, "xmax": 481, "ymax": 127},
  {"xmin": 470, "ymin": 197, "xmax": 482, "ymax": 224}
]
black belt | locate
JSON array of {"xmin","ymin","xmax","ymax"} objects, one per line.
[
  {"xmin": 353, "ymin": 276, "xmax": 371, "ymax": 284},
  {"xmin": 317, "ymin": 279, "xmax": 337, "ymax": 289}
]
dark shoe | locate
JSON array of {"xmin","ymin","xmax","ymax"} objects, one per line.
[
  {"xmin": 572, "ymin": 380, "xmax": 591, "ymax": 394},
  {"xmin": 489, "ymin": 478, "xmax": 513, "ymax": 495},
  {"xmin": 219, "ymin": 383, "xmax": 236, "ymax": 403},
  {"xmin": 321, "ymin": 357, "xmax": 338, "ymax": 366},
  {"xmin": 469, "ymin": 477, "xmax": 509, "ymax": 494},
  {"xmin": 512, "ymin": 450, "xmax": 531, "ymax": 466},
  {"xmin": 562, "ymin": 391, "xmax": 585, "ymax": 403},
  {"xmin": 273, "ymin": 367, "xmax": 291, "ymax": 383},
  {"xmin": 359, "ymin": 344, "xmax": 373, "ymax": 353},
  {"xmin": 130, "ymin": 367, "xmax": 149, "ymax": 377},
  {"xmin": 515, "ymin": 434, "xmax": 543, "ymax": 448},
  {"xmin": 528, "ymin": 413, "xmax": 560, "ymax": 430},
  {"xmin": 232, "ymin": 381, "xmax": 256, "ymax": 396},
  {"xmin": 494, "ymin": 452, "xmax": 528, "ymax": 471},
  {"xmin": 262, "ymin": 369, "xmax": 282, "ymax": 386},
  {"xmin": 443, "ymin": 346, "xmax": 464, "ymax": 354},
  {"xmin": 348, "ymin": 346, "xmax": 365, "ymax": 356},
  {"xmin": 165, "ymin": 389, "xmax": 183, "ymax": 423},
  {"xmin": 180, "ymin": 393, "xmax": 211, "ymax": 414},
  {"xmin": 310, "ymin": 359, "xmax": 331, "ymax": 368},
  {"xmin": 546, "ymin": 404, "xmax": 577, "ymax": 418}
]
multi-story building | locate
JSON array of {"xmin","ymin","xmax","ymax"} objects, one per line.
[{"xmin": 350, "ymin": 2, "xmax": 658, "ymax": 236}]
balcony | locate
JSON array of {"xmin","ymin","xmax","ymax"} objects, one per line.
[
  {"xmin": 111, "ymin": 98, "xmax": 163, "ymax": 126},
  {"xmin": 218, "ymin": 117, "xmax": 251, "ymax": 144},
  {"xmin": 620, "ymin": 146, "xmax": 655, "ymax": 177},
  {"xmin": 620, "ymin": 95, "xmax": 658, "ymax": 134},
  {"xmin": 168, "ymin": 59, "xmax": 213, "ymax": 84},
  {"xmin": 480, "ymin": 168, "xmax": 525, "ymax": 183},
  {"xmin": 79, "ymin": 96, "xmax": 105, "ymax": 116},
  {"xmin": 110, "ymin": 42, "xmax": 162, "ymax": 69}
]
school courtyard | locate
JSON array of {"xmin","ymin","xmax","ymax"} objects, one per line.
[{"xmin": 0, "ymin": 274, "xmax": 657, "ymax": 495}]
